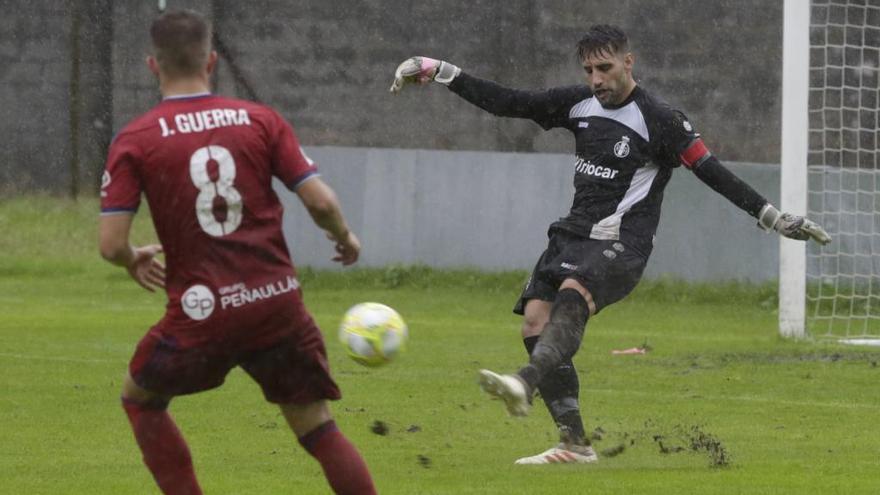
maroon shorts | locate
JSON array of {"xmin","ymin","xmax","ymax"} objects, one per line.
[{"xmin": 129, "ymin": 295, "xmax": 341, "ymax": 404}]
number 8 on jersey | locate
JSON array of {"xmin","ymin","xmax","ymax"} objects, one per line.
[{"xmin": 189, "ymin": 145, "xmax": 243, "ymax": 236}]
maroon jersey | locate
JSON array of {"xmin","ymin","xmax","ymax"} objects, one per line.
[{"xmin": 101, "ymin": 93, "xmax": 317, "ymax": 328}]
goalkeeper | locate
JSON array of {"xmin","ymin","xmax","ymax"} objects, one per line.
[{"xmin": 390, "ymin": 24, "xmax": 830, "ymax": 465}]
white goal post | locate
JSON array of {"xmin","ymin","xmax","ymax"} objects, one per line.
[
  {"xmin": 780, "ymin": 0, "xmax": 811, "ymax": 338},
  {"xmin": 781, "ymin": 0, "xmax": 880, "ymax": 341}
]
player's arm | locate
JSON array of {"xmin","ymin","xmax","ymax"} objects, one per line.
[
  {"xmin": 680, "ymin": 138, "xmax": 831, "ymax": 245},
  {"xmin": 268, "ymin": 109, "xmax": 361, "ymax": 266},
  {"xmin": 99, "ymin": 213, "xmax": 165, "ymax": 291},
  {"xmin": 100, "ymin": 135, "xmax": 165, "ymax": 291},
  {"xmin": 390, "ymin": 56, "xmax": 588, "ymax": 128},
  {"xmin": 294, "ymin": 177, "xmax": 360, "ymax": 266}
]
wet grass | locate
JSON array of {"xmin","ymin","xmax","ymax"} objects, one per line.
[{"xmin": 2, "ymin": 195, "xmax": 879, "ymax": 494}]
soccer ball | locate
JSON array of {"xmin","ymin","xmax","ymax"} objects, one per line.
[{"xmin": 338, "ymin": 302, "xmax": 407, "ymax": 367}]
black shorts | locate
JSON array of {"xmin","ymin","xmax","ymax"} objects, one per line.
[{"xmin": 514, "ymin": 230, "xmax": 648, "ymax": 315}]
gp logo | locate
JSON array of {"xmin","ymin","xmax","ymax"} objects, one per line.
[{"xmin": 181, "ymin": 284, "xmax": 215, "ymax": 321}]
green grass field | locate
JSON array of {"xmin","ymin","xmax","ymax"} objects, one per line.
[{"xmin": 2, "ymin": 196, "xmax": 879, "ymax": 494}]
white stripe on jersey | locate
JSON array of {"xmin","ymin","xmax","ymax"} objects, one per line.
[
  {"xmin": 589, "ymin": 164, "xmax": 660, "ymax": 240},
  {"xmin": 569, "ymin": 98, "xmax": 650, "ymax": 142}
]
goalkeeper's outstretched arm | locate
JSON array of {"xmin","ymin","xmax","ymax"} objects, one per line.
[
  {"xmin": 680, "ymin": 139, "xmax": 831, "ymax": 245},
  {"xmin": 390, "ymin": 56, "xmax": 589, "ymax": 127}
]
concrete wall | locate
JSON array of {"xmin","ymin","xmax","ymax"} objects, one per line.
[
  {"xmin": 0, "ymin": 2, "xmax": 72, "ymax": 191},
  {"xmin": 278, "ymin": 146, "xmax": 781, "ymax": 282},
  {"xmin": 1, "ymin": 0, "xmax": 783, "ymax": 194},
  {"xmin": 0, "ymin": 1, "xmax": 790, "ymax": 282}
]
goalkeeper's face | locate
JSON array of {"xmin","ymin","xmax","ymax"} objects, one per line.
[{"xmin": 581, "ymin": 49, "xmax": 635, "ymax": 106}]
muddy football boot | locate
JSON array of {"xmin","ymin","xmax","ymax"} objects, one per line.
[{"xmin": 477, "ymin": 369, "xmax": 531, "ymax": 417}]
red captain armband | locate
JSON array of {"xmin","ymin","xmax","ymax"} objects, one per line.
[{"xmin": 679, "ymin": 138, "xmax": 711, "ymax": 169}]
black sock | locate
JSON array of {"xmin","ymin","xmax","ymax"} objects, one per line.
[
  {"xmin": 517, "ymin": 289, "xmax": 589, "ymax": 390},
  {"xmin": 542, "ymin": 364, "xmax": 588, "ymax": 445},
  {"xmin": 524, "ymin": 336, "xmax": 587, "ymax": 445}
]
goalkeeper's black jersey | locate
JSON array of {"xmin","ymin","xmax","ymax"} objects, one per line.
[{"xmin": 448, "ymin": 73, "xmax": 702, "ymax": 256}]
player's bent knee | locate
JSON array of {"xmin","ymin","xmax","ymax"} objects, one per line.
[
  {"xmin": 521, "ymin": 316, "xmax": 546, "ymax": 338},
  {"xmin": 559, "ymin": 278, "xmax": 596, "ymax": 315},
  {"xmin": 121, "ymin": 372, "xmax": 168, "ymax": 405},
  {"xmin": 280, "ymin": 400, "xmax": 333, "ymax": 437},
  {"xmin": 521, "ymin": 299, "xmax": 551, "ymax": 338},
  {"xmin": 558, "ymin": 278, "xmax": 589, "ymax": 298}
]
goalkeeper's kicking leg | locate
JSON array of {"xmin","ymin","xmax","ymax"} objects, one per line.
[
  {"xmin": 478, "ymin": 236, "xmax": 646, "ymax": 463},
  {"xmin": 478, "ymin": 278, "xmax": 596, "ymax": 463},
  {"xmin": 479, "ymin": 278, "xmax": 593, "ymax": 415},
  {"xmin": 518, "ymin": 279, "xmax": 593, "ymax": 396},
  {"xmin": 518, "ymin": 298, "xmax": 596, "ymax": 464}
]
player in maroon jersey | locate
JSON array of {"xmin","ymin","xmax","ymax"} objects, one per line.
[{"xmin": 99, "ymin": 9, "xmax": 375, "ymax": 495}]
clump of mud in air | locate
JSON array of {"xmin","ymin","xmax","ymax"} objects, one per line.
[
  {"xmin": 600, "ymin": 444, "xmax": 626, "ymax": 457},
  {"xmin": 684, "ymin": 425, "xmax": 730, "ymax": 467}
]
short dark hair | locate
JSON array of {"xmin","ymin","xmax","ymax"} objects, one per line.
[
  {"xmin": 150, "ymin": 9, "xmax": 212, "ymax": 76},
  {"xmin": 576, "ymin": 24, "xmax": 629, "ymax": 60}
]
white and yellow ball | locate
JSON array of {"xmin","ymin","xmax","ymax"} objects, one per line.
[{"xmin": 338, "ymin": 302, "xmax": 407, "ymax": 367}]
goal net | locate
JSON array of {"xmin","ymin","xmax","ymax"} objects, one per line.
[{"xmin": 783, "ymin": 0, "xmax": 880, "ymax": 340}]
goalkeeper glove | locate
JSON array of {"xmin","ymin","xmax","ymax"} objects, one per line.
[
  {"xmin": 389, "ymin": 56, "xmax": 460, "ymax": 93},
  {"xmin": 757, "ymin": 204, "xmax": 832, "ymax": 245}
]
